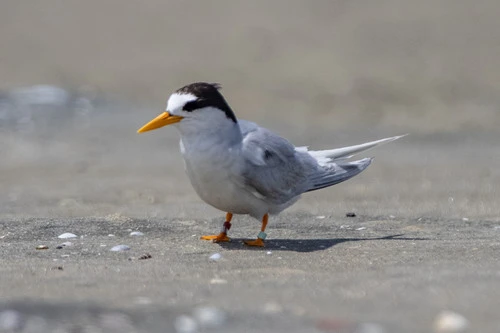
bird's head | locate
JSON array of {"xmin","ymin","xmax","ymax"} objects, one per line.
[{"xmin": 137, "ymin": 82, "xmax": 238, "ymax": 135}]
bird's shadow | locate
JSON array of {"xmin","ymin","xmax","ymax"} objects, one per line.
[{"xmin": 217, "ymin": 234, "xmax": 428, "ymax": 252}]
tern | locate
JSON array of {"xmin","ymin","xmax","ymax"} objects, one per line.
[{"xmin": 138, "ymin": 82, "xmax": 405, "ymax": 247}]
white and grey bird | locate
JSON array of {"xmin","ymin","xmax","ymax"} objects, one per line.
[{"xmin": 137, "ymin": 82, "xmax": 405, "ymax": 247}]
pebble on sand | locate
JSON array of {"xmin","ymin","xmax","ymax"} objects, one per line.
[
  {"xmin": 346, "ymin": 212, "xmax": 356, "ymax": 217},
  {"xmin": 58, "ymin": 232, "xmax": 77, "ymax": 239},
  {"xmin": 174, "ymin": 315, "xmax": 198, "ymax": 333},
  {"xmin": 209, "ymin": 253, "xmax": 222, "ymax": 261},
  {"xmin": 129, "ymin": 231, "xmax": 144, "ymax": 236},
  {"xmin": 0, "ymin": 310, "xmax": 23, "ymax": 330},
  {"xmin": 36, "ymin": 245, "xmax": 49, "ymax": 250},
  {"xmin": 316, "ymin": 318, "xmax": 353, "ymax": 332},
  {"xmin": 433, "ymin": 311, "xmax": 469, "ymax": 333},
  {"xmin": 110, "ymin": 245, "xmax": 131, "ymax": 252},
  {"xmin": 138, "ymin": 253, "xmax": 152, "ymax": 260}
]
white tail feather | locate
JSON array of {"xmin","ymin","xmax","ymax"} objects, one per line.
[{"xmin": 301, "ymin": 134, "xmax": 407, "ymax": 165}]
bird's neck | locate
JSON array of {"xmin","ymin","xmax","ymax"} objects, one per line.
[{"xmin": 178, "ymin": 121, "xmax": 242, "ymax": 153}]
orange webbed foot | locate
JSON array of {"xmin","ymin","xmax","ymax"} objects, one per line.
[
  {"xmin": 243, "ymin": 238, "xmax": 265, "ymax": 247},
  {"xmin": 200, "ymin": 233, "xmax": 231, "ymax": 243}
]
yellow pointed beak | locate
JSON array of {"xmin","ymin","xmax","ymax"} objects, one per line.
[{"xmin": 137, "ymin": 112, "xmax": 184, "ymax": 133}]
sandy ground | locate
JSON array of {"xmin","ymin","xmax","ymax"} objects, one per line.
[
  {"xmin": 1, "ymin": 210, "xmax": 500, "ymax": 333},
  {"xmin": 2, "ymin": 103, "xmax": 500, "ymax": 333},
  {"xmin": 1, "ymin": 1, "xmax": 500, "ymax": 332}
]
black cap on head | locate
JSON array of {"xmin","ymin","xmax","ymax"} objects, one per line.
[{"xmin": 176, "ymin": 82, "xmax": 237, "ymax": 123}]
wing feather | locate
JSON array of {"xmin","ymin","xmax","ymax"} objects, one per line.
[{"xmin": 237, "ymin": 121, "xmax": 315, "ymax": 204}]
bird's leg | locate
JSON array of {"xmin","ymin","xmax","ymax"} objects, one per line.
[
  {"xmin": 243, "ymin": 214, "xmax": 268, "ymax": 247},
  {"xmin": 200, "ymin": 212, "xmax": 232, "ymax": 243}
]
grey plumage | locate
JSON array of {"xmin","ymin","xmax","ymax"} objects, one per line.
[
  {"xmin": 239, "ymin": 120, "xmax": 313, "ymax": 205},
  {"xmin": 305, "ymin": 158, "xmax": 372, "ymax": 192},
  {"xmin": 238, "ymin": 120, "xmax": 398, "ymax": 206}
]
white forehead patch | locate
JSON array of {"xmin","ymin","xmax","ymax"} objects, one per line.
[{"xmin": 166, "ymin": 93, "xmax": 197, "ymax": 112}]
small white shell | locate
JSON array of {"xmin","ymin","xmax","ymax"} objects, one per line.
[
  {"xmin": 0, "ymin": 310, "xmax": 23, "ymax": 330},
  {"xmin": 433, "ymin": 311, "xmax": 469, "ymax": 332},
  {"xmin": 209, "ymin": 253, "xmax": 222, "ymax": 261},
  {"xmin": 110, "ymin": 245, "xmax": 131, "ymax": 252},
  {"xmin": 209, "ymin": 278, "xmax": 228, "ymax": 285},
  {"xmin": 174, "ymin": 315, "xmax": 198, "ymax": 333},
  {"xmin": 58, "ymin": 232, "xmax": 77, "ymax": 239}
]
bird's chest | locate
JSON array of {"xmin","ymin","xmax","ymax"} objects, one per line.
[{"xmin": 180, "ymin": 139, "xmax": 245, "ymax": 210}]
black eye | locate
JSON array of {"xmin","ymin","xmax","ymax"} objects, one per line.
[{"xmin": 183, "ymin": 100, "xmax": 205, "ymax": 112}]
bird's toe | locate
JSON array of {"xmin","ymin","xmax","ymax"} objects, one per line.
[
  {"xmin": 243, "ymin": 238, "xmax": 265, "ymax": 247},
  {"xmin": 200, "ymin": 233, "xmax": 231, "ymax": 243}
]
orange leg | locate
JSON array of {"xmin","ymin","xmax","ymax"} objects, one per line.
[
  {"xmin": 243, "ymin": 214, "xmax": 268, "ymax": 247},
  {"xmin": 200, "ymin": 212, "xmax": 232, "ymax": 243}
]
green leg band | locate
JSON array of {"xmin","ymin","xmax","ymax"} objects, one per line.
[{"xmin": 257, "ymin": 231, "xmax": 267, "ymax": 240}]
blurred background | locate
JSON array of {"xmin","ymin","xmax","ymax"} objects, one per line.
[{"xmin": 1, "ymin": 0, "xmax": 499, "ymax": 218}]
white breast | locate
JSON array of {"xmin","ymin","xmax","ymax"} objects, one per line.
[{"xmin": 179, "ymin": 138, "xmax": 268, "ymax": 217}]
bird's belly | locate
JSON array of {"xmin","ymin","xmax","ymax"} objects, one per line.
[{"xmin": 184, "ymin": 160, "xmax": 264, "ymax": 216}]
